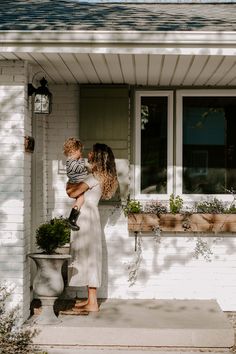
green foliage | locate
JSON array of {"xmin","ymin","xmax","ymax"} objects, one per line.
[
  {"xmin": 0, "ymin": 284, "xmax": 40, "ymax": 354},
  {"xmin": 226, "ymin": 204, "xmax": 236, "ymax": 214},
  {"xmin": 122, "ymin": 199, "xmax": 142, "ymax": 216},
  {"xmin": 169, "ymin": 194, "xmax": 183, "ymax": 214},
  {"xmin": 36, "ymin": 217, "xmax": 70, "ymax": 254},
  {"xmin": 195, "ymin": 198, "xmax": 225, "ymax": 214},
  {"xmin": 196, "ymin": 197, "xmax": 236, "ymax": 214},
  {"xmin": 143, "ymin": 200, "xmax": 167, "ymax": 214}
]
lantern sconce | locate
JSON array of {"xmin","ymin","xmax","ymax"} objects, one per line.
[{"xmin": 28, "ymin": 77, "xmax": 52, "ymax": 114}]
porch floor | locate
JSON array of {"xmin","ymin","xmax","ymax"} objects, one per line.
[{"xmin": 28, "ymin": 299, "xmax": 234, "ymax": 349}]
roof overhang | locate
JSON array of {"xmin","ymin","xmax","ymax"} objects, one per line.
[
  {"xmin": 1, "ymin": 30, "xmax": 236, "ymax": 55},
  {"xmin": 0, "ymin": 30, "xmax": 236, "ymax": 85}
]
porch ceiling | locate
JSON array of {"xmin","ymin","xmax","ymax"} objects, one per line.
[
  {"xmin": 1, "ymin": 51, "xmax": 236, "ymax": 87},
  {"xmin": 0, "ymin": 29, "xmax": 236, "ymax": 86}
]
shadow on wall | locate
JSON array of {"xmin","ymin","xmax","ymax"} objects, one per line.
[
  {"xmin": 0, "ymin": 88, "xmax": 32, "ymax": 309},
  {"xmin": 0, "ymin": 89, "xmax": 27, "ymax": 251},
  {"xmin": 102, "ymin": 205, "xmax": 236, "ymax": 299}
]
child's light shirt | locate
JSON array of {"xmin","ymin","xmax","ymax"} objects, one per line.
[{"xmin": 66, "ymin": 157, "xmax": 88, "ymax": 183}]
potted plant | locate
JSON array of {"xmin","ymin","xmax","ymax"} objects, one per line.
[{"xmin": 28, "ymin": 217, "xmax": 71, "ymax": 324}]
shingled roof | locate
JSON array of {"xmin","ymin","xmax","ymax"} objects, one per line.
[{"xmin": 0, "ymin": 0, "xmax": 236, "ymax": 31}]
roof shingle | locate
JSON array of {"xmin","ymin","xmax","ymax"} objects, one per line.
[{"xmin": 0, "ymin": 0, "xmax": 236, "ymax": 31}]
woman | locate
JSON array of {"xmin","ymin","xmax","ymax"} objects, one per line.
[{"xmin": 66, "ymin": 143, "xmax": 118, "ymax": 313}]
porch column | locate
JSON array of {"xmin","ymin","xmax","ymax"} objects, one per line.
[{"xmin": 0, "ymin": 60, "xmax": 32, "ymax": 322}]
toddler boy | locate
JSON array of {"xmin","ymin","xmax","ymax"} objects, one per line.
[{"xmin": 63, "ymin": 137, "xmax": 88, "ymax": 230}]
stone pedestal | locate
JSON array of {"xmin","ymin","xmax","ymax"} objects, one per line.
[{"xmin": 29, "ymin": 253, "xmax": 71, "ymax": 325}]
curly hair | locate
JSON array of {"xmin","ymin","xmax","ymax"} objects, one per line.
[
  {"xmin": 63, "ymin": 137, "xmax": 83, "ymax": 156},
  {"xmin": 90, "ymin": 143, "xmax": 118, "ymax": 200}
]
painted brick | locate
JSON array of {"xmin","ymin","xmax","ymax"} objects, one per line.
[
  {"xmin": 0, "ymin": 60, "xmax": 32, "ymax": 322},
  {"xmin": 0, "ymin": 61, "xmax": 24, "ymax": 67},
  {"xmin": 0, "ymin": 75, "xmax": 14, "ymax": 83},
  {"xmin": 13, "ymin": 75, "xmax": 26, "ymax": 83},
  {"xmin": 1, "ymin": 67, "xmax": 25, "ymax": 75}
]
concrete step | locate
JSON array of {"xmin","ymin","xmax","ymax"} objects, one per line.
[
  {"xmin": 30, "ymin": 299, "xmax": 234, "ymax": 348},
  {"xmin": 42, "ymin": 349, "xmax": 232, "ymax": 354}
]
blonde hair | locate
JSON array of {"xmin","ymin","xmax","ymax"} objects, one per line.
[
  {"xmin": 90, "ymin": 143, "xmax": 118, "ymax": 200},
  {"xmin": 63, "ymin": 137, "xmax": 83, "ymax": 156}
]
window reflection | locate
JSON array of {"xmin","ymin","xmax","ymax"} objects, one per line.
[
  {"xmin": 141, "ymin": 97, "xmax": 167, "ymax": 194},
  {"xmin": 183, "ymin": 97, "xmax": 236, "ymax": 194}
]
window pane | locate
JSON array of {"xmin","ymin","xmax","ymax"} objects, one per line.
[
  {"xmin": 183, "ymin": 97, "xmax": 236, "ymax": 194},
  {"xmin": 141, "ymin": 96, "xmax": 167, "ymax": 194}
]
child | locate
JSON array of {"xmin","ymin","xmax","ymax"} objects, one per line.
[{"xmin": 63, "ymin": 137, "xmax": 88, "ymax": 230}]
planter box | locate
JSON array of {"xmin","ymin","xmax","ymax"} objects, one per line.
[{"xmin": 128, "ymin": 213, "xmax": 236, "ymax": 233}]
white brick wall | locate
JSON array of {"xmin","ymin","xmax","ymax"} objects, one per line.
[
  {"xmin": 0, "ymin": 60, "xmax": 31, "ymax": 322},
  {"xmin": 37, "ymin": 83, "xmax": 236, "ymax": 311}
]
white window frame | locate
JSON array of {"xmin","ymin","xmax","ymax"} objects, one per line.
[
  {"xmin": 176, "ymin": 89, "xmax": 236, "ymax": 202},
  {"xmin": 134, "ymin": 90, "xmax": 173, "ymax": 200}
]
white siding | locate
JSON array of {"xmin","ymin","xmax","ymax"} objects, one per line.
[{"xmin": 0, "ymin": 60, "xmax": 31, "ymax": 321}]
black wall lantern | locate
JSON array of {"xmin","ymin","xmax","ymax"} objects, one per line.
[{"xmin": 28, "ymin": 77, "xmax": 52, "ymax": 114}]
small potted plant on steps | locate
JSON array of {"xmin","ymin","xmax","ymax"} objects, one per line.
[{"xmin": 28, "ymin": 217, "xmax": 71, "ymax": 325}]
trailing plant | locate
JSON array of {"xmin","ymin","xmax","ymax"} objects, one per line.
[
  {"xmin": 181, "ymin": 211, "xmax": 192, "ymax": 231},
  {"xmin": 0, "ymin": 283, "xmax": 45, "ymax": 354},
  {"xmin": 36, "ymin": 217, "xmax": 70, "ymax": 254},
  {"xmin": 169, "ymin": 194, "xmax": 183, "ymax": 214},
  {"xmin": 122, "ymin": 198, "xmax": 142, "ymax": 216},
  {"xmin": 127, "ymin": 234, "xmax": 143, "ymax": 286}
]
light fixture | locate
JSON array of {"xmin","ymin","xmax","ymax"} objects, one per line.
[{"xmin": 28, "ymin": 77, "xmax": 52, "ymax": 114}]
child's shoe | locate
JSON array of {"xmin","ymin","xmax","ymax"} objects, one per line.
[{"xmin": 68, "ymin": 207, "xmax": 80, "ymax": 231}]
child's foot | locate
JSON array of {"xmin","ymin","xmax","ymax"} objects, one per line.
[
  {"xmin": 68, "ymin": 220, "xmax": 80, "ymax": 231},
  {"xmin": 68, "ymin": 207, "xmax": 80, "ymax": 230}
]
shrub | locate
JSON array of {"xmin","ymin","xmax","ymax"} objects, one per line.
[
  {"xmin": 36, "ymin": 217, "xmax": 70, "ymax": 254},
  {"xmin": 0, "ymin": 284, "xmax": 43, "ymax": 354}
]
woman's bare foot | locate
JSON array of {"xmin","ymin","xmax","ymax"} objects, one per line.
[
  {"xmin": 74, "ymin": 303, "xmax": 99, "ymax": 312},
  {"xmin": 74, "ymin": 287, "xmax": 99, "ymax": 312},
  {"xmin": 75, "ymin": 299, "xmax": 89, "ymax": 308}
]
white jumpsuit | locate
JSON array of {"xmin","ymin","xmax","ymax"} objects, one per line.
[{"xmin": 68, "ymin": 174, "xmax": 102, "ymax": 288}]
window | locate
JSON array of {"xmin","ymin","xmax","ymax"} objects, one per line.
[
  {"xmin": 176, "ymin": 90, "xmax": 236, "ymax": 196},
  {"xmin": 135, "ymin": 91, "xmax": 173, "ymax": 198}
]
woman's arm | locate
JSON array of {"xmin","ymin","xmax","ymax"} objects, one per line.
[{"xmin": 66, "ymin": 181, "xmax": 89, "ymax": 199}]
